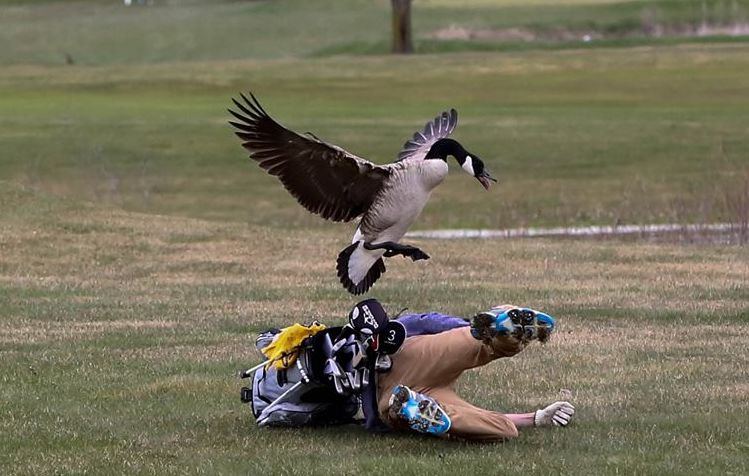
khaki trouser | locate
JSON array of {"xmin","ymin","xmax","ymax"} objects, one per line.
[{"xmin": 376, "ymin": 306, "xmax": 526, "ymax": 442}]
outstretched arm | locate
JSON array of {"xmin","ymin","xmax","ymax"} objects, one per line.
[
  {"xmin": 505, "ymin": 412, "xmax": 536, "ymax": 428},
  {"xmin": 506, "ymin": 401, "xmax": 575, "ymax": 429}
]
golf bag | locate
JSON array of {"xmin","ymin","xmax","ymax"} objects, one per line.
[
  {"xmin": 238, "ymin": 299, "xmax": 407, "ymax": 428},
  {"xmin": 239, "ymin": 327, "xmax": 362, "ymax": 427}
]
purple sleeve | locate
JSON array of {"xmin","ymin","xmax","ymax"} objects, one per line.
[{"xmin": 397, "ymin": 312, "xmax": 469, "ymax": 337}]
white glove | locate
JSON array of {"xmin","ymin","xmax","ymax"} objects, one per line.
[{"xmin": 534, "ymin": 401, "xmax": 575, "ymax": 427}]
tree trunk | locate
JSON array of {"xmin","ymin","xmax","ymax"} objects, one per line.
[{"xmin": 391, "ymin": 0, "xmax": 413, "ymax": 54}]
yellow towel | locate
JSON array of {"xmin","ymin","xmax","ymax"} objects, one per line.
[{"xmin": 261, "ymin": 322, "xmax": 326, "ymax": 370}]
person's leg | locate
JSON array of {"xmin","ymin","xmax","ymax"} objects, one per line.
[
  {"xmin": 429, "ymin": 387, "xmax": 519, "ymax": 441},
  {"xmin": 383, "ymin": 386, "xmax": 519, "ymax": 441},
  {"xmin": 379, "ymin": 304, "xmax": 524, "ymax": 389},
  {"xmin": 376, "ymin": 326, "xmax": 524, "ymax": 421},
  {"xmin": 376, "ymin": 304, "xmax": 556, "ymax": 436}
]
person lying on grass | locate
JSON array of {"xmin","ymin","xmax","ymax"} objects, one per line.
[
  {"xmin": 357, "ymin": 301, "xmax": 575, "ymax": 441},
  {"xmin": 249, "ymin": 300, "xmax": 574, "ymax": 441}
]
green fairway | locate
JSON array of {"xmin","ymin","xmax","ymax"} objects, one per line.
[
  {"xmin": 2, "ymin": 0, "xmax": 749, "ymax": 64},
  {"xmin": 2, "ymin": 44, "xmax": 749, "ymax": 229},
  {"xmin": 1, "ymin": 1, "xmax": 748, "ymax": 475}
]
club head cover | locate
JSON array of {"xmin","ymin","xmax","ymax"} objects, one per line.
[
  {"xmin": 348, "ymin": 298, "xmax": 389, "ymax": 336},
  {"xmin": 375, "ymin": 320, "xmax": 407, "ymax": 355}
]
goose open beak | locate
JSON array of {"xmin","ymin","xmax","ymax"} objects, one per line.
[{"xmin": 476, "ymin": 171, "xmax": 497, "ymax": 190}]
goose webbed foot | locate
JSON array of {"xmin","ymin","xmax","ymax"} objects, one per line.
[
  {"xmin": 364, "ymin": 241, "xmax": 430, "ymax": 261},
  {"xmin": 402, "ymin": 247, "xmax": 430, "ymax": 261}
]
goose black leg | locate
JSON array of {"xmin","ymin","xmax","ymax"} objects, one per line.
[{"xmin": 363, "ymin": 241, "xmax": 430, "ymax": 261}]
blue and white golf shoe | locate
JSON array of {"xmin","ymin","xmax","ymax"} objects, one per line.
[
  {"xmin": 388, "ymin": 385, "xmax": 451, "ymax": 436},
  {"xmin": 470, "ymin": 306, "xmax": 556, "ymax": 343}
]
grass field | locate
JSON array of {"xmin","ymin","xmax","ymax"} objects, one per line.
[
  {"xmin": 3, "ymin": 45, "xmax": 749, "ymax": 229},
  {"xmin": 2, "ymin": 183, "xmax": 748, "ymax": 475},
  {"xmin": 1, "ymin": 1, "xmax": 748, "ymax": 475},
  {"xmin": 3, "ymin": 0, "xmax": 749, "ymax": 63}
]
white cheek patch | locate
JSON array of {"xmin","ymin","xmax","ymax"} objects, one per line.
[{"xmin": 461, "ymin": 155, "xmax": 475, "ymax": 176}]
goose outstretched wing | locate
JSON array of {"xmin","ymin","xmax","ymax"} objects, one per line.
[
  {"xmin": 229, "ymin": 93, "xmax": 391, "ymax": 222},
  {"xmin": 396, "ymin": 109, "xmax": 458, "ymax": 162}
]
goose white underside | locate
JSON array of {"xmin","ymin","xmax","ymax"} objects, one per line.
[
  {"xmin": 338, "ymin": 160, "xmax": 448, "ymax": 294},
  {"xmin": 347, "ymin": 241, "xmax": 385, "ymax": 286},
  {"xmin": 336, "ymin": 240, "xmax": 387, "ymax": 295},
  {"xmin": 348, "ymin": 227, "xmax": 385, "ymax": 285},
  {"xmin": 348, "ymin": 224, "xmax": 401, "ymax": 287},
  {"xmin": 337, "ymin": 226, "xmax": 398, "ymax": 295}
]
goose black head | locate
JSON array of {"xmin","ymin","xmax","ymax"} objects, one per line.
[{"xmin": 425, "ymin": 138, "xmax": 497, "ymax": 190}]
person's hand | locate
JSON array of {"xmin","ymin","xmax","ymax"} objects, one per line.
[{"xmin": 534, "ymin": 401, "xmax": 575, "ymax": 427}]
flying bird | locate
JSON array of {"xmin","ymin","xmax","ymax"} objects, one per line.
[{"xmin": 228, "ymin": 93, "xmax": 496, "ymax": 295}]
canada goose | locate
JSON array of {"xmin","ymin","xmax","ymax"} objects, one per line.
[{"xmin": 228, "ymin": 93, "xmax": 496, "ymax": 295}]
